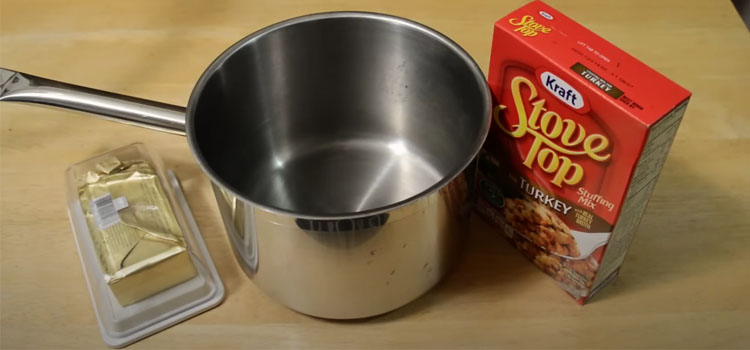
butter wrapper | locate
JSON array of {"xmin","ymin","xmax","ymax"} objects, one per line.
[
  {"xmin": 65, "ymin": 143, "xmax": 224, "ymax": 347},
  {"xmin": 75, "ymin": 153, "xmax": 196, "ymax": 305}
]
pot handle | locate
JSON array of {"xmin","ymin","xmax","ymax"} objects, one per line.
[{"xmin": 0, "ymin": 67, "xmax": 186, "ymax": 135}]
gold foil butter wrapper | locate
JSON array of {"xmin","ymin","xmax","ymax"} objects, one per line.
[{"xmin": 75, "ymin": 153, "xmax": 196, "ymax": 306}]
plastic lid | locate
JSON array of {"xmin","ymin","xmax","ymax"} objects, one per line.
[{"xmin": 65, "ymin": 143, "xmax": 225, "ymax": 348}]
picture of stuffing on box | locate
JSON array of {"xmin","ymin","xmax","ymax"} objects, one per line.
[
  {"xmin": 501, "ymin": 197, "xmax": 580, "ymax": 258},
  {"xmin": 477, "ymin": 151, "xmax": 600, "ymax": 297},
  {"xmin": 500, "ymin": 196, "xmax": 598, "ymax": 295}
]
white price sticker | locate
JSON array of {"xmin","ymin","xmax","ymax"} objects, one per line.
[{"xmin": 91, "ymin": 193, "xmax": 129, "ymax": 229}]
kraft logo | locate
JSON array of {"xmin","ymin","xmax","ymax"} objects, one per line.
[{"xmin": 541, "ymin": 72, "xmax": 584, "ymax": 110}]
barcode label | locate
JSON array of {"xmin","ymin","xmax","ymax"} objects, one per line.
[{"xmin": 91, "ymin": 193, "xmax": 121, "ymax": 229}]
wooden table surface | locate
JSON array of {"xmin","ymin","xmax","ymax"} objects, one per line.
[{"xmin": 2, "ymin": 0, "xmax": 749, "ymax": 348}]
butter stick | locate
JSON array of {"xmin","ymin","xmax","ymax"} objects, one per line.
[{"xmin": 78, "ymin": 156, "xmax": 196, "ymax": 306}]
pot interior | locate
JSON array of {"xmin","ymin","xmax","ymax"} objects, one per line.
[{"xmin": 190, "ymin": 14, "xmax": 488, "ymax": 216}]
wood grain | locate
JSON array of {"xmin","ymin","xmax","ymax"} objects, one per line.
[{"xmin": 1, "ymin": 0, "xmax": 749, "ymax": 348}]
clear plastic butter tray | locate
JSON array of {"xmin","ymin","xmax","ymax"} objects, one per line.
[{"xmin": 64, "ymin": 143, "xmax": 224, "ymax": 348}]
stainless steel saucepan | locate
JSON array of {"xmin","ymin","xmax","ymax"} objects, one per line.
[{"xmin": 0, "ymin": 12, "xmax": 491, "ymax": 319}]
